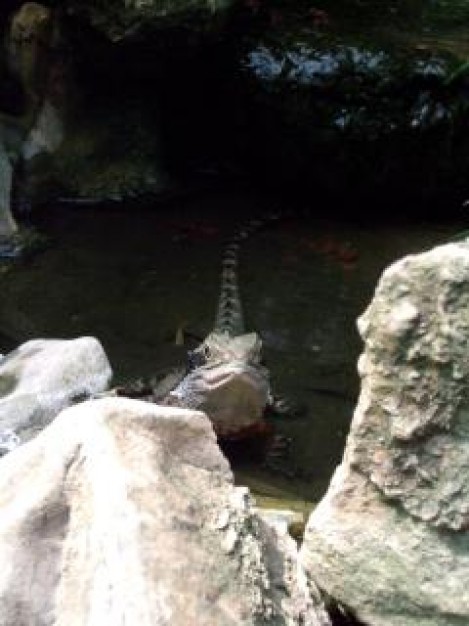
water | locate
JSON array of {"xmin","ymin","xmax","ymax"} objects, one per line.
[{"xmin": 0, "ymin": 186, "xmax": 464, "ymax": 503}]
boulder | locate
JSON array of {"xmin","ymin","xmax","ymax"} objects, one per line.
[
  {"xmin": 5, "ymin": 2, "xmax": 53, "ymax": 107},
  {"xmin": 0, "ymin": 2, "xmax": 66, "ymax": 235},
  {"xmin": 300, "ymin": 241, "xmax": 469, "ymax": 625},
  {"xmin": 0, "ymin": 337, "xmax": 112, "ymax": 448},
  {"xmin": 0, "ymin": 2, "xmax": 171, "ymax": 205},
  {"xmin": 0, "ymin": 397, "xmax": 331, "ymax": 625}
]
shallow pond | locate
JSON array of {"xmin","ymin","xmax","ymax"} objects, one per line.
[{"xmin": 0, "ymin": 186, "xmax": 464, "ymax": 504}]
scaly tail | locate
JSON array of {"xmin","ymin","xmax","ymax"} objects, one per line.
[
  {"xmin": 214, "ymin": 238, "xmax": 244, "ymax": 336},
  {"xmin": 214, "ymin": 214, "xmax": 282, "ymax": 337}
]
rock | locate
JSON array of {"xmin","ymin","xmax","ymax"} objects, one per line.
[
  {"xmin": 22, "ymin": 99, "xmax": 64, "ymax": 160},
  {"xmin": 0, "ymin": 3, "xmax": 67, "ymax": 232},
  {"xmin": 254, "ymin": 506, "xmax": 305, "ymax": 539},
  {"xmin": 0, "ymin": 1, "xmax": 233, "ymax": 208},
  {"xmin": 0, "ymin": 428, "xmax": 20, "ymax": 455},
  {"xmin": 47, "ymin": 97, "xmax": 169, "ymax": 202},
  {"xmin": 0, "ymin": 139, "xmax": 18, "ymax": 242},
  {"xmin": 230, "ymin": 4, "xmax": 469, "ymax": 209},
  {"xmin": 3, "ymin": 3, "xmax": 171, "ymax": 204},
  {"xmin": 0, "ymin": 397, "xmax": 331, "ymax": 625},
  {"xmin": 0, "ymin": 337, "xmax": 112, "ymax": 446},
  {"xmin": 300, "ymin": 241, "xmax": 469, "ymax": 625},
  {"xmin": 63, "ymin": 0, "xmax": 234, "ymax": 42},
  {"xmin": 6, "ymin": 2, "xmax": 53, "ymax": 107}
]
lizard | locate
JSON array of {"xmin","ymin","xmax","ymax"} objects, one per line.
[{"xmin": 121, "ymin": 212, "xmax": 298, "ymax": 449}]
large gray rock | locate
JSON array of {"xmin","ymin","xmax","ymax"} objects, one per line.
[
  {"xmin": 301, "ymin": 241, "xmax": 469, "ymax": 626},
  {"xmin": 0, "ymin": 397, "xmax": 330, "ymax": 625},
  {"xmin": 0, "ymin": 337, "xmax": 112, "ymax": 448}
]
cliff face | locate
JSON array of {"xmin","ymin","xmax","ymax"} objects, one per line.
[
  {"xmin": 225, "ymin": 0, "xmax": 469, "ymax": 210},
  {"xmin": 3, "ymin": 0, "xmax": 469, "ymax": 215}
]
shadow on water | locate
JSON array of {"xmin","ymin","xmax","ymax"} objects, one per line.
[{"xmin": 0, "ymin": 185, "xmax": 466, "ymax": 503}]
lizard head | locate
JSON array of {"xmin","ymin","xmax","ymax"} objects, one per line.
[
  {"xmin": 189, "ymin": 331, "xmax": 263, "ymax": 368},
  {"xmin": 171, "ymin": 331, "xmax": 270, "ymax": 437}
]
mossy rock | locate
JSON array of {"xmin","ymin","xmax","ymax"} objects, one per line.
[
  {"xmin": 62, "ymin": 0, "xmax": 234, "ymax": 41},
  {"xmin": 28, "ymin": 95, "xmax": 169, "ymax": 202},
  {"xmin": 228, "ymin": 6, "xmax": 469, "ymax": 209}
]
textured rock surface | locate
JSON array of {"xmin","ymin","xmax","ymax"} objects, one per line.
[
  {"xmin": 0, "ymin": 139, "xmax": 17, "ymax": 239},
  {"xmin": 0, "ymin": 397, "xmax": 330, "ymax": 625},
  {"xmin": 301, "ymin": 241, "xmax": 469, "ymax": 625},
  {"xmin": 230, "ymin": 3, "xmax": 469, "ymax": 208},
  {"xmin": 48, "ymin": 98, "xmax": 168, "ymax": 201},
  {"xmin": 0, "ymin": 2, "xmax": 55, "ymax": 242},
  {"xmin": 0, "ymin": 337, "xmax": 112, "ymax": 446},
  {"xmin": 0, "ymin": 2, "xmax": 67, "ymax": 217},
  {"xmin": 64, "ymin": 0, "xmax": 234, "ymax": 41}
]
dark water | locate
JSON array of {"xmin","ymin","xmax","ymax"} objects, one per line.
[{"xmin": 0, "ymin": 187, "xmax": 464, "ymax": 503}]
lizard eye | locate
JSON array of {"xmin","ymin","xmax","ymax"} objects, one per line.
[{"xmin": 186, "ymin": 346, "xmax": 210, "ymax": 372}]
